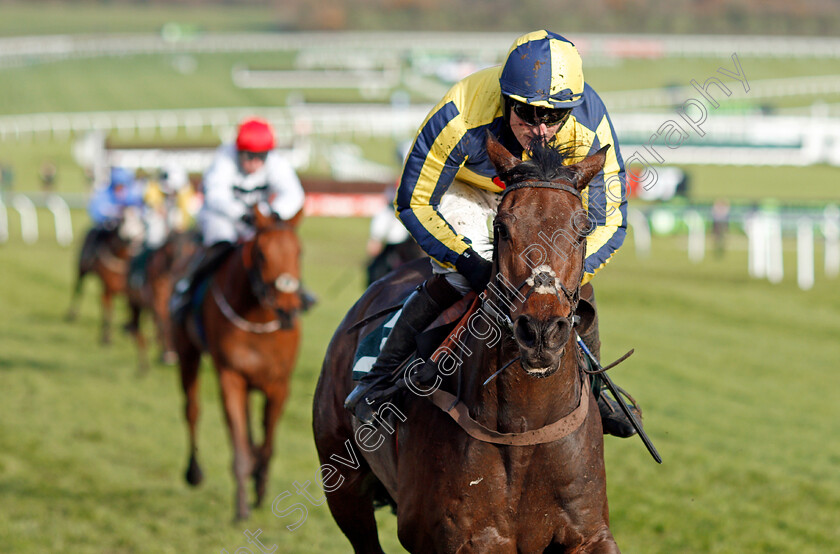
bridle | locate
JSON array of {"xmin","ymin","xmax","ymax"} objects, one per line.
[
  {"xmin": 427, "ymin": 178, "xmax": 594, "ymax": 443},
  {"xmin": 241, "ymin": 221, "xmax": 301, "ymax": 330},
  {"xmin": 484, "ymin": 180, "xmax": 586, "ymax": 335}
]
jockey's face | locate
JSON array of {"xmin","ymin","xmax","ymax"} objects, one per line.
[
  {"xmin": 239, "ymin": 151, "xmax": 268, "ymax": 175},
  {"xmin": 509, "ymin": 105, "xmax": 566, "ymax": 151}
]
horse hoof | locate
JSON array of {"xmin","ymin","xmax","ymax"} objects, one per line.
[{"xmin": 185, "ymin": 459, "xmax": 204, "ymax": 486}]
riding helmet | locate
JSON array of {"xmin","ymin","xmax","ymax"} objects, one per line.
[{"xmin": 499, "ymin": 30, "xmax": 585, "ymax": 109}]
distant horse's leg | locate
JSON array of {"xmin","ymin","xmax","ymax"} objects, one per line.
[
  {"xmin": 127, "ymin": 301, "xmax": 150, "ymax": 374},
  {"xmin": 100, "ymin": 288, "xmax": 114, "ymax": 345},
  {"xmin": 151, "ymin": 276, "xmax": 177, "ymax": 364},
  {"xmin": 65, "ymin": 271, "xmax": 85, "ymax": 321},
  {"xmin": 219, "ymin": 370, "xmax": 255, "ymax": 520},
  {"xmin": 177, "ymin": 331, "xmax": 204, "ymax": 487},
  {"xmin": 67, "ymin": 229, "xmax": 97, "ymax": 321},
  {"xmin": 253, "ymin": 381, "xmax": 291, "ymax": 507}
]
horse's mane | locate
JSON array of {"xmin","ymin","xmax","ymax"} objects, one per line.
[{"xmin": 497, "ymin": 138, "xmax": 581, "ymax": 186}]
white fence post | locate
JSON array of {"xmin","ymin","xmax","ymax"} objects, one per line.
[
  {"xmin": 684, "ymin": 210, "xmax": 705, "ymax": 264},
  {"xmin": 627, "ymin": 208, "xmax": 651, "ymax": 258},
  {"xmin": 46, "ymin": 194, "xmax": 74, "ymax": 246},
  {"xmin": 823, "ymin": 205, "xmax": 840, "ymax": 278},
  {"xmin": 797, "ymin": 217, "xmax": 815, "ymax": 290},
  {"xmin": 765, "ymin": 213, "xmax": 784, "ymax": 284},
  {"xmin": 11, "ymin": 194, "xmax": 38, "ymax": 244},
  {"xmin": 746, "ymin": 213, "xmax": 766, "ymax": 278}
]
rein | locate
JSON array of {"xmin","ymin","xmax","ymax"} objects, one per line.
[
  {"xmin": 212, "ymin": 230, "xmax": 299, "ymax": 334},
  {"xmin": 430, "ymin": 373, "xmax": 590, "ymax": 446},
  {"xmin": 211, "ymin": 281, "xmax": 283, "ymax": 334}
]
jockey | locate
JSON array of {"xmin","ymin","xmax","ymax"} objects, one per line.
[
  {"xmin": 88, "ymin": 167, "xmax": 144, "ymax": 228},
  {"xmin": 129, "ymin": 164, "xmax": 197, "ymax": 288},
  {"xmin": 143, "ymin": 164, "xmax": 196, "ymax": 249},
  {"xmin": 171, "ymin": 117, "xmax": 310, "ymax": 321},
  {"xmin": 346, "ymin": 30, "xmax": 640, "ymax": 438},
  {"xmin": 80, "ymin": 167, "xmax": 144, "ymax": 269}
]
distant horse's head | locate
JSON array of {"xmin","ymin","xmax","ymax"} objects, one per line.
[
  {"xmin": 487, "ymin": 134, "xmax": 608, "ymax": 377},
  {"xmin": 245, "ymin": 204, "xmax": 304, "ymax": 328}
]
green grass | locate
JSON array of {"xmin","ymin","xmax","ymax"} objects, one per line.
[
  {"xmin": 1, "ymin": 214, "xmax": 839, "ymax": 553},
  {"xmin": 0, "ymin": 2, "xmax": 286, "ymax": 37}
]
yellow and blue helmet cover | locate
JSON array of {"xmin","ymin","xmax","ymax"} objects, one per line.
[{"xmin": 499, "ymin": 30, "xmax": 585, "ymax": 109}]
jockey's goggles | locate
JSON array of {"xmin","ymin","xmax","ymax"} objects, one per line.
[
  {"xmin": 241, "ymin": 151, "xmax": 269, "ymax": 162},
  {"xmin": 511, "ymin": 101, "xmax": 572, "ymax": 127}
]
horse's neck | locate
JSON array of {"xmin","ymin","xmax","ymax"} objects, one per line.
[
  {"xmin": 458, "ymin": 335, "xmax": 582, "ymax": 432},
  {"xmin": 218, "ymin": 249, "xmax": 260, "ymax": 313}
]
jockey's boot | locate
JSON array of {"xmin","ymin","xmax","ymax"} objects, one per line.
[
  {"xmin": 170, "ymin": 241, "xmax": 234, "ymax": 324},
  {"xmin": 299, "ymin": 287, "xmax": 318, "ymax": 312},
  {"xmin": 345, "ymin": 275, "xmax": 462, "ymax": 424},
  {"xmin": 579, "ymin": 287, "xmax": 643, "ymax": 439}
]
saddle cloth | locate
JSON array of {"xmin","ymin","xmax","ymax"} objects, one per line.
[{"xmin": 351, "ymin": 291, "xmax": 478, "ymax": 381}]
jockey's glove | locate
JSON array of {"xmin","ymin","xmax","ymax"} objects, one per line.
[{"xmin": 455, "ymin": 248, "xmax": 493, "ymax": 292}]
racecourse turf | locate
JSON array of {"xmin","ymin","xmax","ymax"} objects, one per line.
[{"xmin": 0, "ymin": 212, "xmax": 838, "ymax": 553}]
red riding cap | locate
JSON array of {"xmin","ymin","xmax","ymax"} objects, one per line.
[{"xmin": 236, "ymin": 118, "xmax": 275, "ymax": 153}]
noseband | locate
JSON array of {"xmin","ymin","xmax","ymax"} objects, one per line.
[
  {"xmin": 242, "ymin": 225, "xmax": 300, "ymax": 329},
  {"xmin": 485, "ymin": 180, "xmax": 585, "ymax": 333}
]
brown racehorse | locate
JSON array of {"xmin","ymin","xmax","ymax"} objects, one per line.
[
  {"xmin": 313, "ymin": 136, "xmax": 620, "ymax": 553},
  {"xmin": 173, "ymin": 205, "xmax": 303, "ymax": 520},
  {"xmin": 125, "ymin": 230, "xmax": 199, "ymax": 373},
  {"xmin": 66, "ymin": 225, "xmax": 131, "ymax": 344}
]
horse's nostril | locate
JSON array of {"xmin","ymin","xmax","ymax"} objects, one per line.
[
  {"xmin": 543, "ymin": 317, "xmax": 571, "ymax": 350},
  {"xmin": 514, "ymin": 315, "xmax": 538, "ymax": 348}
]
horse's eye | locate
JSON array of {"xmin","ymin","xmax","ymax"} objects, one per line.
[
  {"xmin": 573, "ymin": 211, "xmax": 594, "ymax": 238},
  {"xmin": 495, "ymin": 223, "xmax": 510, "ymax": 241}
]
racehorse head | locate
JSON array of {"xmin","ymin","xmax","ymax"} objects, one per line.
[
  {"xmin": 487, "ymin": 134, "xmax": 608, "ymax": 378},
  {"xmin": 244, "ymin": 204, "xmax": 304, "ymax": 328}
]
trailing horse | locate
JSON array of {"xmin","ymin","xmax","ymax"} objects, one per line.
[
  {"xmin": 313, "ymin": 135, "xmax": 620, "ymax": 553},
  {"xmin": 172, "ymin": 205, "xmax": 304, "ymax": 520},
  {"xmin": 66, "ymin": 224, "xmax": 132, "ymax": 345},
  {"xmin": 125, "ymin": 230, "xmax": 199, "ymax": 373}
]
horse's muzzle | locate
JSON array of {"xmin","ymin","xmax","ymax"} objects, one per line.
[{"xmin": 513, "ymin": 314, "xmax": 572, "ymax": 377}]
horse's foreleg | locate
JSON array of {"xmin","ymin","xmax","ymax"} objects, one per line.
[
  {"xmin": 322, "ymin": 470, "xmax": 386, "ymax": 554},
  {"xmin": 151, "ymin": 277, "xmax": 177, "ymax": 364},
  {"xmin": 561, "ymin": 528, "xmax": 619, "ymax": 554},
  {"xmin": 176, "ymin": 327, "xmax": 203, "ymax": 487},
  {"xmin": 219, "ymin": 370, "xmax": 255, "ymax": 520},
  {"xmin": 253, "ymin": 381, "xmax": 291, "ymax": 507},
  {"xmin": 100, "ymin": 288, "xmax": 113, "ymax": 345},
  {"xmin": 65, "ymin": 272, "xmax": 85, "ymax": 321},
  {"xmin": 127, "ymin": 302, "xmax": 150, "ymax": 375}
]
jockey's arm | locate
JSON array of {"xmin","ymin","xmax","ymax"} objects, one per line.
[
  {"xmin": 203, "ymin": 154, "xmax": 248, "ymax": 221},
  {"xmin": 578, "ymin": 95, "xmax": 628, "ymax": 285},
  {"xmin": 88, "ymin": 190, "xmax": 121, "ymax": 225},
  {"xmin": 266, "ymin": 153, "xmax": 304, "ymax": 221},
  {"xmin": 396, "ymin": 104, "xmax": 472, "ymax": 270}
]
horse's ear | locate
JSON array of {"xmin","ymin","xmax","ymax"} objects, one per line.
[
  {"xmin": 571, "ymin": 145, "xmax": 610, "ymax": 191},
  {"xmin": 253, "ymin": 202, "xmax": 273, "ymax": 230},
  {"xmin": 486, "ymin": 130, "xmax": 522, "ymax": 176},
  {"xmin": 286, "ymin": 208, "xmax": 304, "ymax": 228},
  {"xmin": 570, "ymin": 144, "xmax": 612, "ymax": 190}
]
